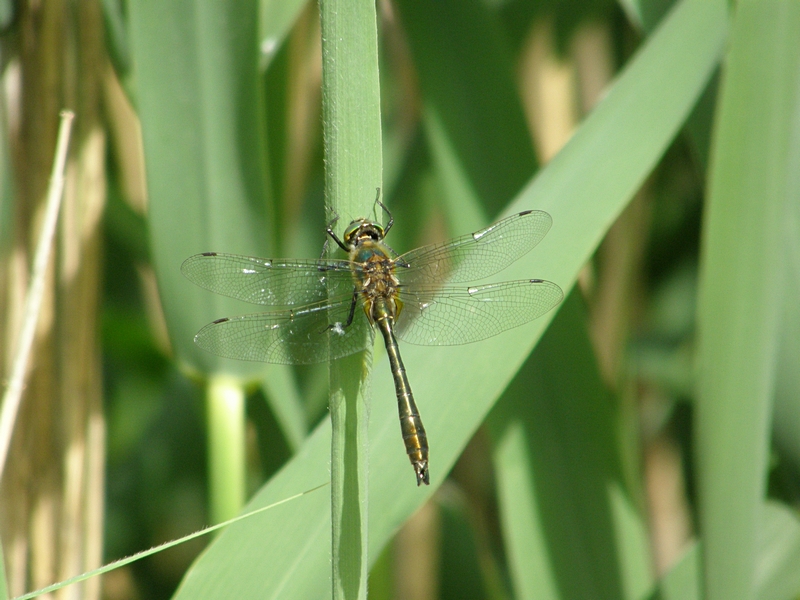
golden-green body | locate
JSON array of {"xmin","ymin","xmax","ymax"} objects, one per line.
[{"xmin": 345, "ymin": 227, "xmax": 430, "ymax": 486}]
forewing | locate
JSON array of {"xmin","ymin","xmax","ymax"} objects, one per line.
[
  {"xmin": 181, "ymin": 253, "xmax": 356, "ymax": 307},
  {"xmin": 396, "ymin": 210, "xmax": 552, "ymax": 285},
  {"xmin": 194, "ymin": 296, "xmax": 374, "ymax": 364},
  {"xmin": 395, "ymin": 280, "xmax": 563, "ymax": 346}
]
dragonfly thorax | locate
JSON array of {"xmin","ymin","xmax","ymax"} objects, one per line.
[{"xmin": 351, "ymin": 241, "xmax": 403, "ymax": 324}]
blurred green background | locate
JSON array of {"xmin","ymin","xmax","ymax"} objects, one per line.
[{"xmin": 1, "ymin": 0, "xmax": 799, "ymax": 599}]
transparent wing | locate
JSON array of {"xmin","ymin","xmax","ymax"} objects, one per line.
[
  {"xmin": 194, "ymin": 295, "xmax": 374, "ymax": 364},
  {"xmin": 396, "ymin": 210, "xmax": 552, "ymax": 285},
  {"xmin": 181, "ymin": 253, "xmax": 357, "ymax": 307},
  {"xmin": 394, "ymin": 279, "xmax": 563, "ymax": 346}
]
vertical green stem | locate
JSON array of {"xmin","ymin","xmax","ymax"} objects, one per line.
[
  {"xmin": 207, "ymin": 376, "xmax": 246, "ymax": 524},
  {"xmin": 319, "ymin": 0, "xmax": 382, "ymax": 597}
]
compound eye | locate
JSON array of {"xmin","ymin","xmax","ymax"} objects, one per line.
[{"xmin": 342, "ymin": 223, "xmax": 361, "ymax": 245}]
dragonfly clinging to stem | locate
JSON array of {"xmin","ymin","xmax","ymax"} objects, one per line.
[{"xmin": 182, "ymin": 192, "xmax": 563, "ymax": 485}]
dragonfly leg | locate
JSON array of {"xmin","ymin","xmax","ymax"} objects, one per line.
[
  {"xmin": 341, "ymin": 287, "xmax": 359, "ymax": 329},
  {"xmin": 325, "ymin": 207, "xmax": 351, "ymax": 253},
  {"xmin": 326, "ymin": 225, "xmax": 350, "ymax": 253},
  {"xmin": 322, "ymin": 287, "xmax": 359, "ymax": 334},
  {"xmin": 373, "ymin": 188, "xmax": 394, "ymax": 235}
]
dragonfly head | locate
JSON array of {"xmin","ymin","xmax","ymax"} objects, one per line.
[{"xmin": 343, "ymin": 219, "xmax": 386, "ymax": 249}]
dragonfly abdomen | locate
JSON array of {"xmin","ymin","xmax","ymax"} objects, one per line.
[{"xmin": 373, "ymin": 299, "xmax": 430, "ymax": 486}]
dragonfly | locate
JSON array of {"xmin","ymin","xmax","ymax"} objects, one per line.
[{"xmin": 182, "ymin": 198, "xmax": 563, "ymax": 486}]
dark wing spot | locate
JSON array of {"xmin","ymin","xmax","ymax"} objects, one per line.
[
  {"xmin": 212, "ymin": 317, "xmax": 229, "ymax": 324},
  {"xmin": 201, "ymin": 252, "xmax": 217, "ymax": 257}
]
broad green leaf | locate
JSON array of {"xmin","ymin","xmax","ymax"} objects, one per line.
[
  {"xmin": 649, "ymin": 543, "xmax": 702, "ymax": 600},
  {"xmin": 259, "ymin": 0, "xmax": 310, "ymax": 70},
  {"xmin": 773, "ymin": 246, "xmax": 800, "ymax": 467},
  {"xmin": 129, "ymin": 0, "xmax": 272, "ymax": 523},
  {"xmin": 647, "ymin": 501, "xmax": 800, "ymax": 600},
  {"xmin": 394, "ymin": 0, "xmax": 537, "ymax": 221},
  {"xmin": 695, "ymin": 2, "xmax": 800, "ymax": 598},
  {"xmin": 755, "ymin": 502, "xmax": 800, "ymax": 600},
  {"xmin": 620, "ymin": 0, "xmax": 678, "ymax": 33},
  {"xmin": 490, "ymin": 291, "xmax": 652, "ymax": 600},
  {"xmin": 771, "ymin": 4, "xmax": 800, "ymax": 496},
  {"xmin": 260, "ymin": 367, "xmax": 307, "ymax": 453},
  {"xmin": 128, "ymin": 0, "xmax": 272, "ymax": 378}
]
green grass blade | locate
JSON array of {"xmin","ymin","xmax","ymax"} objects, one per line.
[
  {"xmin": 171, "ymin": 0, "xmax": 727, "ymax": 595},
  {"xmin": 14, "ymin": 484, "xmax": 327, "ymax": 600},
  {"xmin": 489, "ymin": 292, "xmax": 652, "ymax": 600},
  {"xmin": 319, "ymin": 0, "xmax": 383, "ymax": 597},
  {"xmin": 695, "ymin": 3, "xmax": 800, "ymax": 598}
]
